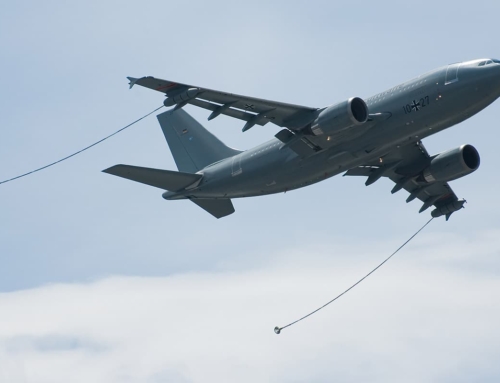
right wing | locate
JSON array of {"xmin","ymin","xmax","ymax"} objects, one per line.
[
  {"xmin": 344, "ymin": 141, "xmax": 466, "ymax": 220},
  {"xmin": 127, "ymin": 76, "xmax": 318, "ymax": 132}
]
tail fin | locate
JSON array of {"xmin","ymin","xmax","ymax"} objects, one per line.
[
  {"xmin": 103, "ymin": 165, "xmax": 202, "ymax": 191},
  {"xmin": 157, "ymin": 109, "xmax": 241, "ymax": 173}
]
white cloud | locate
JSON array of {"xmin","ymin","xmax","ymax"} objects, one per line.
[{"xmin": 1, "ymin": 230, "xmax": 499, "ymax": 383}]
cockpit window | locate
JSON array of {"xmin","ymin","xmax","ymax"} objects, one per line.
[{"xmin": 478, "ymin": 59, "xmax": 498, "ymax": 66}]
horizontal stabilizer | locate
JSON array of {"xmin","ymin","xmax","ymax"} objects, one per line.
[
  {"xmin": 190, "ymin": 198, "xmax": 235, "ymax": 219},
  {"xmin": 103, "ymin": 165, "xmax": 202, "ymax": 191}
]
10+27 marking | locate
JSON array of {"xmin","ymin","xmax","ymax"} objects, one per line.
[{"xmin": 403, "ymin": 96, "xmax": 429, "ymax": 114}]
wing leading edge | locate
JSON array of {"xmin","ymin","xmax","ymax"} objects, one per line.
[
  {"xmin": 344, "ymin": 141, "xmax": 467, "ymax": 220},
  {"xmin": 127, "ymin": 76, "xmax": 318, "ymax": 132}
]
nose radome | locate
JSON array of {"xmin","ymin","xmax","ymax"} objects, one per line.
[{"xmin": 491, "ymin": 64, "xmax": 500, "ymax": 96}]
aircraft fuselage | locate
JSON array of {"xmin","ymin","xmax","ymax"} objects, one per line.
[{"xmin": 164, "ymin": 59, "xmax": 500, "ymax": 200}]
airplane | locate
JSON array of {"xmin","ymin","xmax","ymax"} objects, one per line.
[{"xmin": 103, "ymin": 58, "xmax": 500, "ymax": 219}]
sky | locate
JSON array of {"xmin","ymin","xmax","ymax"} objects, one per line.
[{"xmin": 0, "ymin": 1, "xmax": 499, "ymax": 382}]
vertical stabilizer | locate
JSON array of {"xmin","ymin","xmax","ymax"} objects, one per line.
[{"xmin": 157, "ymin": 109, "xmax": 241, "ymax": 173}]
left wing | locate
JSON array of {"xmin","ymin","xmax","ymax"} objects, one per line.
[
  {"xmin": 127, "ymin": 76, "xmax": 318, "ymax": 132},
  {"xmin": 344, "ymin": 141, "xmax": 466, "ymax": 220}
]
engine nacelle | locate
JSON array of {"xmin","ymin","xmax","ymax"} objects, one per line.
[
  {"xmin": 309, "ymin": 97, "xmax": 368, "ymax": 136},
  {"xmin": 422, "ymin": 144, "xmax": 480, "ymax": 183}
]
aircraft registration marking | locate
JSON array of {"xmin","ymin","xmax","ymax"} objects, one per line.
[{"xmin": 403, "ymin": 96, "xmax": 429, "ymax": 114}]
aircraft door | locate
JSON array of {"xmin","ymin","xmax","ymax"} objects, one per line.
[
  {"xmin": 445, "ymin": 63, "xmax": 460, "ymax": 85},
  {"xmin": 231, "ymin": 154, "xmax": 242, "ymax": 176}
]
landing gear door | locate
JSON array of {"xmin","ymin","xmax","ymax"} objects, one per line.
[{"xmin": 445, "ymin": 63, "xmax": 460, "ymax": 85}]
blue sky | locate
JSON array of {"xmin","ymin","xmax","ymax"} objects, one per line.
[{"xmin": 1, "ymin": 1, "xmax": 499, "ymax": 382}]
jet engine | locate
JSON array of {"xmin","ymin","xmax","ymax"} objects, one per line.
[
  {"xmin": 309, "ymin": 97, "xmax": 368, "ymax": 136},
  {"xmin": 421, "ymin": 144, "xmax": 480, "ymax": 183}
]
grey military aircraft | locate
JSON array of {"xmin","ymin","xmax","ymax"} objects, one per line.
[{"xmin": 104, "ymin": 58, "xmax": 500, "ymax": 219}]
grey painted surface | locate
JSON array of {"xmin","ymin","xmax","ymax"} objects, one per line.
[{"xmin": 107, "ymin": 59, "xmax": 500, "ymax": 218}]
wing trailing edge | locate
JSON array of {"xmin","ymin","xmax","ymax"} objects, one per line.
[{"xmin": 126, "ymin": 76, "xmax": 317, "ymax": 131}]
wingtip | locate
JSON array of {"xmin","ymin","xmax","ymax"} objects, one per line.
[
  {"xmin": 127, "ymin": 77, "xmax": 139, "ymax": 89},
  {"xmin": 102, "ymin": 165, "xmax": 121, "ymax": 174}
]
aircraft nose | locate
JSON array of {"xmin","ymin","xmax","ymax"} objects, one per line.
[
  {"xmin": 494, "ymin": 68, "xmax": 500, "ymax": 96},
  {"xmin": 494, "ymin": 64, "xmax": 500, "ymax": 88}
]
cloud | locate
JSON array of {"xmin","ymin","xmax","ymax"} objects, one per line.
[
  {"xmin": 4, "ymin": 334, "xmax": 105, "ymax": 354},
  {"xmin": 0, "ymin": 230, "xmax": 499, "ymax": 383}
]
